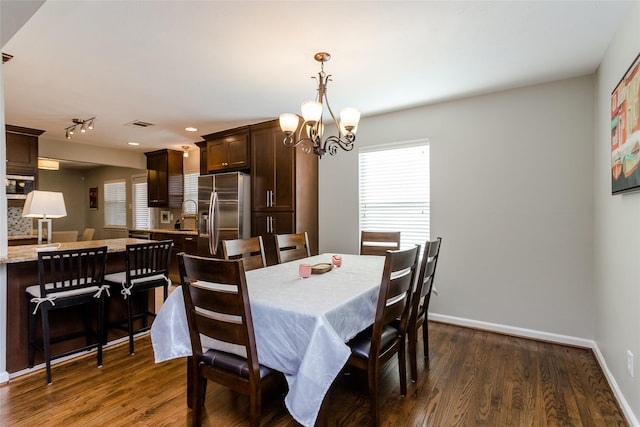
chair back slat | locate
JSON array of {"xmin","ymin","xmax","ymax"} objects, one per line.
[
  {"xmin": 223, "ymin": 236, "xmax": 266, "ymax": 271},
  {"xmin": 38, "ymin": 246, "xmax": 108, "ymax": 297},
  {"xmin": 275, "ymin": 232, "xmax": 310, "ymax": 264},
  {"xmin": 360, "ymin": 231, "xmax": 401, "ymax": 256}
]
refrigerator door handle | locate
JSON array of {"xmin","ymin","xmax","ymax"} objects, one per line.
[{"xmin": 208, "ymin": 192, "xmax": 219, "ymax": 255}]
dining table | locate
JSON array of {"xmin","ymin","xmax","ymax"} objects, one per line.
[{"xmin": 150, "ymin": 253, "xmax": 386, "ymax": 427}]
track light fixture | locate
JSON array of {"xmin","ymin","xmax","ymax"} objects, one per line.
[{"xmin": 65, "ymin": 117, "xmax": 95, "ymax": 140}]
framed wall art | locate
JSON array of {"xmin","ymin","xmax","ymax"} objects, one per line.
[
  {"xmin": 611, "ymin": 52, "xmax": 640, "ymax": 194},
  {"xmin": 89, "ymin": 187, "xmax": 98, "ymax": 210}
]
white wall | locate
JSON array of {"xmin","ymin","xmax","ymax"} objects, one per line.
[
  {"xmin": 0, "ymin": 27, "xmax": 8, "ymax": 384},
  {"xmin": 595, "ymin": 1, "xmax": 640, "ymax": 423},
  {"xmin": 320, "ymin": 75, "xmax": 595, "ymax": 339},
  {"xmin": 39, "ymin": 137, "xmax": 146, "ymax": 170}
]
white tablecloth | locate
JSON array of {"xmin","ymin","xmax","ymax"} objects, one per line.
[{"xmin": 150, "ymin": 253, "xmax": 385, "ymax": 427}]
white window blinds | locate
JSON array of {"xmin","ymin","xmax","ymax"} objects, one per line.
[
  {"xmin": 183, "ymin": 172, "xmax": 198, "ymax": 214},
  {"xmin": 359, "ymin": 141, "xmax": 430, "ymax": 250},
  {"xmin": 132, "ymin": 175, "xmax": 149, "ymax": 229},
  {"xmin": 104, "ymin": 179, "xmax": 127, "ymax": 228}
]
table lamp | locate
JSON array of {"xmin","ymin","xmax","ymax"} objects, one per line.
[{"xmin": 22, "ymin": 190, "xmax": 67, "ymax": 244}]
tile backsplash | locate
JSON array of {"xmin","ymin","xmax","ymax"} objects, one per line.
[{"xmin": 7, "ymin": 207, "xmax": 33, "ymax": 236}]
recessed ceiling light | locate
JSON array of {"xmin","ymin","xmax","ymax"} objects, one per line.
[
  {"xmin": 185, "ymin": 127, "xmax": 198, "ymax": 132},
  {"xmin": 128, "ymin": 141, "xmax": 140, "ymax": 146}
]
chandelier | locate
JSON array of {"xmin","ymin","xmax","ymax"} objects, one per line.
[{"xmin": 279, "ymin": 52, "xmax": 360, "ymax": 158}]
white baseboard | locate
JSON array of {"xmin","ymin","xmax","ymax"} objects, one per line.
[
  {"xmin": 591, "ymin": 342, "xmax": 640, "ymax": 427},
  {"xmin": 429, "ymin": 312, "xmax": 639, "ymax": 427},
  {"xmin": 0, "ymin": 371, "xmax": 9, "ymax": 384}
]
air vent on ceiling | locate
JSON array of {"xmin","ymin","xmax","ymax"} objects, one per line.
[
  {"xmin": 2, "ymin": 53, "xmax": 14, "ymax": 63},
  {"xmin": 127, "ymin": 120, "xmax": 155, "ymax": 128}
]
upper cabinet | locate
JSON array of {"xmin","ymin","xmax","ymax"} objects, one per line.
[
  {"xmin": 145, "ymin": 149, "xmax": 183, "ymax": 208},
  {"xmin": 5, "ymin": 125, "xmax": 43, "ymax": 175},
  {"xmin": 251, "ymin": 123, "xmax": 295, "ymax": 212},
  {"xmin": 198, "ymin": 129, "xmax": 249, "ymax": 174},
  {"xmin": 250, "ymin": 120, "xmax": 319, "ymax": 260}
]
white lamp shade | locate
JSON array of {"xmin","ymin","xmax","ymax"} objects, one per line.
[
  {"xmin": 301, "ymin": 100, "xmax": 322, "ymax": 123},
  {"xmin": 22, "ymin": 190, "xmax": 67, "ymax": 218},
  {"xmin": 340, "ymin": 108, "xmax": 361, "ymax": 129},
  {"xmin": 279, "ymin": 113, "xmax": 300, "ymax": 133}
]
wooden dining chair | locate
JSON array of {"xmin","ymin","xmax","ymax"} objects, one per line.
[
  {"xmin": 360, "ymin": 231, "xmax": 401, "ymax": 256},
  {"xmin": 407, "ymin": 237, "xmax": 442, "ymax": 382},
  {"xmin": 178, "ymin": 253, "xmax": 285, "ymax": 427},
  {"xmin": 81, "ymin": 227, "xmax": 95, "ymax": 241},
  {"xmin": 26, "ymin": 246, "xmax": 109, "ymax": 384},
  {"xmin": 104, "ymin": 240, "xmax": 173, "ymax": 354},
  {"xmin": 345, "ymin": 245, "xmax": 420, "ymax": 426},
  {"xmin": 275, "ymin": 232, "xmax": 311, "ymax": 264},
  {"xmin": 222, "ymin": 236, "xmax": 267, "ymax": 271}
]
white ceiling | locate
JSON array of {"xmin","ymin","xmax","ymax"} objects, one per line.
[{"xmin": 1, "ymin": 0, "xmax": 632, "ymax": 158}]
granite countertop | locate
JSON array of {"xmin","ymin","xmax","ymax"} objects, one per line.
[
  {"xmin": 8, "ymin": 234, "xmax": 38, "ymax": 241},
  {"xmin": 1, "ymin": 238, "xmax": 152, "ymax": 264},
  {"xmin": 129, "ymin": 228, "xmax": 198, "ymax": 236}
]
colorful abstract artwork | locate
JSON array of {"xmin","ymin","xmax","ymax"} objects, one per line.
[{"xmin": 611, "ymin": 53, "xmax": 640, "ymax": 194}]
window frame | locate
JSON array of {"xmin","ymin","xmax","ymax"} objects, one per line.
[
  {"xmin": 103, "ymin": 179, "xmax": 127, "ymax": 229},
  {"xmin": 358, "ymin": 139, "xmax": 430, "ymax": 251}
]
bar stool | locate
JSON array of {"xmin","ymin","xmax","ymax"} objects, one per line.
[
  {"xmin": 104, "ymin": 240, "xmax": 173, "ymax": 354},
  {"xmin": 26, "ymin": 246, "xmax": 109, "ymax": 384}
]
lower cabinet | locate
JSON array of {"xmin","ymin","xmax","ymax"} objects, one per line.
[
  {"xmin": 252, "ymin": 211, "xmax": 294, "ymax": 266},
  {"xmin": 149, "ymin": 232, "xmax": 198, "ymax": 284}
]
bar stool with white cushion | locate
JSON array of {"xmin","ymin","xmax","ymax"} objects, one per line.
[
  {"xmin": 26, "ymin": 246, "xmax": 109, "ymax": 384},
  {"xmin": 104, "ymin": 240, "xmax": 173, "ymax": 355}
]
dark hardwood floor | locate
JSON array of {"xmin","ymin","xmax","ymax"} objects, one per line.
[{"xmin": 0, "ymin": 321, "xmax": 628, "ymax": 426}]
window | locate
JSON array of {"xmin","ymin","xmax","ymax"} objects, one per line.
[
  {"xmin": 359, "ymin": 140, "xmax": 430, "ymax": 250},
  {"xmin": 183, "ymin": 172, "xmax": 198, "ymax": 214},
  {"xmin": 132, "ymin": 175, "xmax": 149, "ymax": 229},
  {"xmin": 103, "ymin": 179, "xmax": 127, "ymax": 228}
]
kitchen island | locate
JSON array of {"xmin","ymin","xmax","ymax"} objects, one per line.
[{"xmin": 2, "ymin": 238, "xmax": 155, "ymax": 373}]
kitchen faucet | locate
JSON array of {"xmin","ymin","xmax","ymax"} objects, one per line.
[{"xmin": 180, "ymin": 199, "xmax": 198, "ymax": 230}]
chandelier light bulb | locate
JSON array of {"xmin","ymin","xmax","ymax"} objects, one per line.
[
  {"xmin": 279, "ymin": 114, "xmax": 299, "ymax": 134},
  {"xmin": 301, "ymin": 101, "xmax": 322, "ymax": 123},
  {"xmin": 340, "ymin": 108, "xmax": 360, "ymax": 131}
]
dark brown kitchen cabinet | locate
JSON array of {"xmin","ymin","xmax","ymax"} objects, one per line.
[
  {"xmin": 252, "ymin": 211, "xmax": 295, "ymax": 236},
  {"xmin": 252, "ymin": 211, "xmax": 295, "ymax": 265},
  {"xmin": 145, "ymin": 149, "xmax": 183, "ymax": 208},
  {"xmin": 202, "ymin": 131, "xmax": 249, "ymax": 173},
  {"xmin": 250, "ymin": 120, "xmax": 318, "ymax": 261},
  {"xmin": 5, "ymin": 125, "xmax": 43, "ymax": 175},
  {"xmin": 251, "ymin": 124, "xmax": 295, "ymax": 212},
  {"xmin": 150, "ymin": 232, "xmax": 197, "ymax": 283}
]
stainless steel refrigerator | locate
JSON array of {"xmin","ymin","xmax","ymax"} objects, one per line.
[{"xmin": 197, "ymin": 172, "xmax": 251, "ymax": 257}]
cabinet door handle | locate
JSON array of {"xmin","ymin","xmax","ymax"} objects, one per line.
[
  {"xmin": 266, "ymin": 216, "xmax": 270, "ymax": 233},
  {"xmin": 270, "ymin": 216, "xmax": 275, "ymax": 233},
  {"xmin": 270, "ymin": 190, "xmax": 275, "ymax": 207}
]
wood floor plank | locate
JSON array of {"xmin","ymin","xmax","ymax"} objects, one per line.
[{"xmin": 0, "ymin": 321, "xmax": 629, "ymax": 426}]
